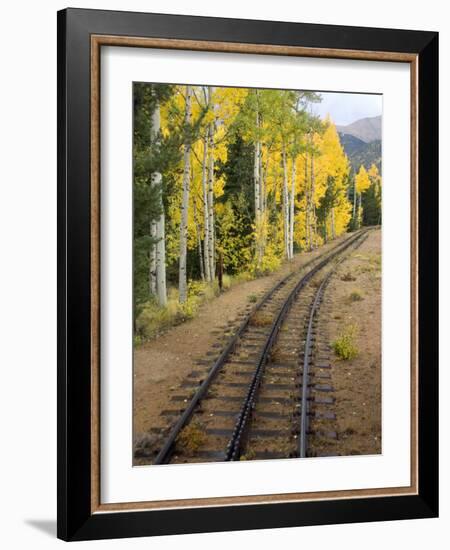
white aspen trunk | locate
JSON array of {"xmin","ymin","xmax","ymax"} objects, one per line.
[
  {"xmin": 310, "ymin": 151, "xmax": 316, "ymax": 248},
  {"xmin": 260, "ymin": 149, "xmax": 268, "ymax": 264},
  {"xmin": 178, "ymin": 85, "xmax": 192, "ymax": 304},
  {"xmin": 155, "ymin": 202, "xmax": 167, "ymax": 307},
  {"xmin": 254, "ymin": 140, "xmax": 260, "ymax": 222},
  {"xmin": 358, "ymin": 192, "xmax": 362, "ymax": 228},
  {"xmin": 201, "ymin": 131, "xmax": 211, "ymax": 282},
  {"xmin": 253, "ymin": 91, "xmax": 264, "ymax": 270},
  {"xmin": 150, "ymin": 97, "xmax": 167, "ymax": 306},
  {"xmin": 353, "ymin": 178, "xmax": 357, "ymax": 228},
  {"xmin": 207, "ymin": 141, "xmax": 215, "ymax": 280},
  {"xmin": 259, "ymin": 144, "xmax": 265, "ymax": 215},
  {"xmin": 150, "ymin": 220, "xmax": 157, "ymax": 295},
  {"xmin": 282, "ymin": 145, "xmax": 289, "ymax": 259},
  {"xmin": 207, "ymin": 87, "xmax": 216, "ymax": 280},
  {"xmin": 289, "ymin": 156, "xmax": 296, "ymax": 260},
  {"xmin": 304, "ymin": 153, "xmax": 310, "ymax": 251},
  {"xmin": 254, "ymin": 139, "xmax": 262, "ymax": 268}
]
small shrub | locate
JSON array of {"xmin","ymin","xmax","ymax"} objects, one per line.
[
  {"xmin": 222, "ymin": 274, "xmax": 232, "ymax": 290},
  {"xmin": 348, "ymin": 289, "xmax": 364, "ymax": 302},
  {"xmin": 333, "ymin": 325, "xmax": 359, "ymax": 360},
  {"xmin": 248, "ymin": 293, "xmax": 258, "ymax": 303},
  {"xmin": 341, "ymin": 271, "xmax": 356, "ymax": 282},
  {"xmin": 176, "ymin": 421, "xmax": 206, "ymax": 455}
]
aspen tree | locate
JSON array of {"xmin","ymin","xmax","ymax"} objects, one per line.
[
  {"xmin": 207, "ymin": 87, "xmax": 216, "ymax": 280},
  {"xmin": 289, "ymin": 157, "xmax": 296, "ymax": 259},
  {"xmin": 281, "ymin": 145, "xmax": 290, "ymax": 258},
  {"xmin": 354, "ymin": 165, "xmax": 371, "ymax": 229},
  {"xmin": 150, "ymin": 93, "xmax": 167, "ymax": 306},
  {"xmin": 193, "ymin": 195, "xmax": 205, "ymax": 281},
  {"xmin": 201, "ymin": 127, "xmax": 211, "ymax": 281},
  {"xmin": 178, "ymin": 85, "xmax": 192, "ymax": 304}
]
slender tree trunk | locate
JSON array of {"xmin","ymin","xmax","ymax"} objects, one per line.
[
  {"xmin": 193, "ymin": 197, "xmax": 205, "ymax": 281},
  {"xmin": 263, "ymin": 154, "xmax": 270, "ymax": 213},
  {"xmin": 155, "ymin": 205, "xmax": 167, "ymax": 306},
  {"xmin": 289, "ymin": 156, "xmax": 296, "ymax": 259},
  {"xmin": 259, "ymin": 144, "xmax": 265, "ymax": 215},
  {"xmin": 310, "ymin": 150, "xmax": 316, "ymax": 249},
  {"xmin": 150, "ymin": 95, "xmax": 167, "ymax": 306},
  {"xmin": 207, "ymin": 87, "xmax": 216, "ymax": 280},
  {"xmin": 150, "ymin": 221, "xmax": 157, "ymax": 295},
  {"xmin": 255, "ymin": 141, "xmax": 263, "ymax": 268},
  {"xmin": 331, "ymin": 207, "xmax": 336, "ymax": 240},
  {"xmin": 358, "ymin": 192, "xmax": 362, "ymax": 228},
  {"xmin": 254, "ymin": 140, "xmax": 260, "ymax": 222},
  {"xmin": 178, "ymin": 85, "xmax": 192, "ymax": 304},
  {"xmin": 254, "ymin": 91, "xmax": 263, "ymax": 269},
  {"xmin": 353, "ymin": 178, "xmax": 357, "ymax": 229},
  {"xmin": 207, "ymin": 143, "xmax": 215, "ymax": 279},
  {"xmin": 201, "ymin": 130, "xmax": 211, "ymax": 282},
  {"xmin": 282, "ymin": 145, "xmax": 289, "ymax": 259},
  {"xmin": 304, "ymin": 153, "xmax": 310, "ymax": 251}
]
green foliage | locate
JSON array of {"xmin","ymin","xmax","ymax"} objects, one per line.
[
  {"xmin": 348, "ymin": 289, "xmax": 364, "ymax": 302},
  {"xmin": 333, "ymin": 325, "xmax": 359, "ymax": 360},
  {"xmin": 133, "ymin": 82, "xmax": 180, "ymax": 315}
]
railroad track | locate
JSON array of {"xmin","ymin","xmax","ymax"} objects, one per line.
[{"xmin": 144, "ymin": 230, "xmax": 369, "ymax": 464}]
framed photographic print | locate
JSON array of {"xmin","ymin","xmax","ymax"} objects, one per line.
[{"xmin": 57, "ymin": 8, "xmax": 438, "ymax": 541}]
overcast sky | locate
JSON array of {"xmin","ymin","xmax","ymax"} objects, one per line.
[{"xmin": 309, "ymin": 91, "xmax": 382, "ymax": 126}]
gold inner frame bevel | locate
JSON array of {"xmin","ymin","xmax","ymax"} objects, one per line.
[{"xmin": 90, "ymin": 35, "xmax": 419, "ymax": 514}]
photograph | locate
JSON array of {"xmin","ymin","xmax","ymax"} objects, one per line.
[
  {"xmin": 132, "ymin": 83, "xmax": 383, "ymax": 465},
  {"xmin": 54, "ymin": 6, "xmax": 438, "ymax": 541}
]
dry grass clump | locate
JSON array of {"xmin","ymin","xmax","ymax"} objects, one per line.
[
  {"xmin": 248, "ymin": 293, "xmax": 258, "ymax": 303},
  {"xmin": 333, "ymin": 324, "xmax": 359, "ymax": 360},
  {"xmin": 239, "ymin": 448, "xmax": 256, "ymax": 461},
  {"xmin": 250, "ymin": 311, "xmax": 273, "ymax": 327},
  {"xmin": 340, "ymin": 271, "xmax": 356, "ymax": 282},
  {"xmin": 176, "ymin": 421, "xmax": 206, "ymax": 455}
]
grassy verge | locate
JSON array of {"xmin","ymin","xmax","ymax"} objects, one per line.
[{"xmin": 135, "ymin": 272, "xmax": 254, "ymax": 345}]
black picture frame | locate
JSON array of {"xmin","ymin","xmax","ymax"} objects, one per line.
[{"xmin": 57, "ymin": 7, "xmax": 438, "ymax": 541}]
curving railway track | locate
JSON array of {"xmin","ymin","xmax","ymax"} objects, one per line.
[{"xmin": 144, "ymin": 229, "xmax": 370, "ymax": 465}]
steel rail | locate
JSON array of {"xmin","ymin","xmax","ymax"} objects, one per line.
[
  {"xmin": 299, "ymin": 232, "xmax": 369, "ymax": 457},
  {"xmin": 225, "ymin": 230, "xmax": 369, "ymax": 461}
]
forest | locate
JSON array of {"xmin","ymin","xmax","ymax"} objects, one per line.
[{"xmin": 133, "ymin": 84, "xmax": 382, "ymax": 341}]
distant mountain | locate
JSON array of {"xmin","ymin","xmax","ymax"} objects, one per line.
[
  {"xmin": 336, "ymin": 115, "xmax": 381, "ymax": 143},
  {"xmin": 338, "ymin": 133, "xmax": 382, "ymax": 174}
]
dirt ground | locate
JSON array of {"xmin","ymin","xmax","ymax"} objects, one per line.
[
  {"xmin": 133, "ymin": 232, "xmax": 353, "ymax": 438},
  {"xmin": 322, "ymin": 229, "xmax": 382, "ymax": 455}
]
